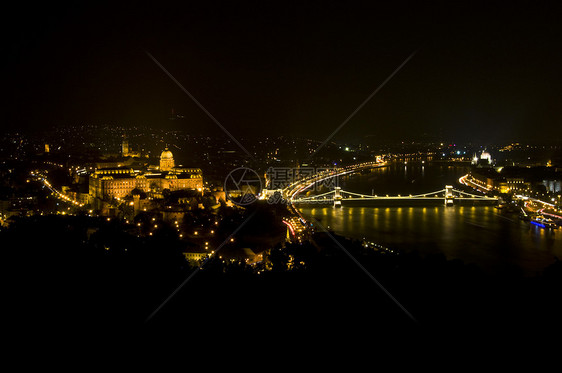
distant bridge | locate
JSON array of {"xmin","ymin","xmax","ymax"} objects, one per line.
[{"xmin": 291, "ymin": 185, "xmax": 498, "ymax": 207}]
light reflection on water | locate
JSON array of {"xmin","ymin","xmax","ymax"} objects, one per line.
[
  {"xmin": 300, "ymin": 164, "xmax": 562, "ymax": 275},
  {"xmin": 302, "ymin": 204, "xmax": 562, "ymax": 274}
]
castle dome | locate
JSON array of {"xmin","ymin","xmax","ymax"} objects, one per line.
[
  {"xmin": 160, "ymin": 148, "xmax": 175, "ymax": 172},
  {"xmin": 161, "ymin": 148, "xmax": 174, "ymax": 160}
]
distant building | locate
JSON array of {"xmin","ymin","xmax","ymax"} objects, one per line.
[
  {"xmin": 472, "ymin": 150, "xmax": 493, "ymax": 167},
  {"xmin": 183, "ymin": 250, "xmax": 209, "ymax": 264},
  {"xmin": 470, "ymin": 167, "xmax": 533, "ymax": 194},
  {"xmin": 542, "ymin": 179, "xmax": 561, "ymax": 193},
  {"xmin": 480, "ymin": 151, "xmax": 492, "ymax": 163},
  {"xmin": 121, "ymin": 134, "xmax": 141, "ymax": 158},
  {"xmin": 503, "ymin": 177, "xmax": 530, "ymax": 193},
  {"xmin": 122, "ymin": 136, "xmax": 129, "ymax": 156},
  {"xmin": 89, "ymin": 148, "xmax": 203, "ymax": 200}
]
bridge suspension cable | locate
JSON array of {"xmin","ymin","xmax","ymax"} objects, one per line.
[
  {"xmin": 291, "ymin": 187, "xmax": 496, "ymax": 203},
  {"xmin": 293, "ymin": 190, "xmax": 337, "ymax": 201}
]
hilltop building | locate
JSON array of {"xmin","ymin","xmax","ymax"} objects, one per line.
[{"xmin": 89, "ymin": 148, "xmax": 203, "ymax": 201}]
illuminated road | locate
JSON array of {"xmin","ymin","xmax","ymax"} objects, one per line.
[
  {"xmin": 282, "ymin": 160, "xmax": 388, "ymax": 202},
  {"xmin": 30, "ymin": 171, "xmax": 85, "ymax": 208},
  {"xmin": 270, "ymin": 160, "xmax": 388, "ymax": 238},
  {"xmin": 458, "ymin": 174, "xmax": 493, "ymax": 193},
  {"xmin": 459, "ymin": 173, "xmax": 562, "ymax": 222}
]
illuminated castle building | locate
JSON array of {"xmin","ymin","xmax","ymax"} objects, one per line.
[{"xmin": 89, "ymin": 148, "xmax": 203, "ymax": 200}]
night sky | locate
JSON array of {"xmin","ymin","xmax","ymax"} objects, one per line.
[{"xmin": 2, "ymin": 1, "xmax": 561, "ymax": 143}]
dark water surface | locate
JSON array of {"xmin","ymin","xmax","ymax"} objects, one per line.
[{"xmin": 299, "ymin": 162, "xmax": 562, "ymax": 275}]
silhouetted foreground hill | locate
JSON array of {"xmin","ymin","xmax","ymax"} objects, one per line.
[{"xmin": 2, "ymin": 215, "xmax": 562, "ymax": 341}]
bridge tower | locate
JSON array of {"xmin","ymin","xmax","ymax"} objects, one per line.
[
  {"xmin": 445, "ymin": 185, "xmax": 454, "ymax": 205},
  {"xmin": 334, "ymin": 187, "xmax": 342, "ymax": 208}
]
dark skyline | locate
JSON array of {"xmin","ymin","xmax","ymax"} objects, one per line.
[{"xmin": 2, "ymin": 1, "xmax": 561, "ymax": 144}]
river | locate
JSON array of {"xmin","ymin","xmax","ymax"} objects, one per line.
[{"xmin": 298, "ymin": 162, "xmax": 562, "ymax": 275}]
